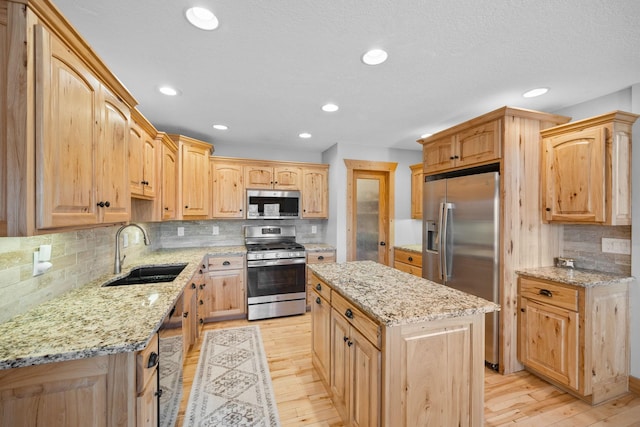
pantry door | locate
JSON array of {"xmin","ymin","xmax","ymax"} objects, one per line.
[{"xmin": 345, "ymin": 160, "xmax": 397, "ymax": 265}]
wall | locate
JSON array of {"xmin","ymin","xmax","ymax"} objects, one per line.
[
  {"xmin": 0, "ymin": 224, "xmax": 152, "ymax": 323},
  {"xmin": 553, "ymin": 83, "xmax": 640, "ymax": 378},
  {"xmin": 212, "ymin": 141, "xmax": 324, "ymax": 163}
]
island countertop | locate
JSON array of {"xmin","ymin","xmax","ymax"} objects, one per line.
[
  {"xmin": 308, "ymin": 260, "xmax": 499, "ymax": 327},
  {"xmin": 0, "ymin": 246, "xmax": 245, "ymax": 370}
]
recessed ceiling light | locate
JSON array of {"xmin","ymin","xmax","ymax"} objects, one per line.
[
  {"xmin": 185, "ymin": 7, "xmax": 219, "ymax": 30},
  {"xmin": 420, "ymin": 133, "xmax": 433, "ymax": 139},
  {"xmin": 213, "ymin": 124, "xmax": 228, "ymax": 130},
  {"xmin": 299, "ymin": 132, "xmax": 312, "ymax": 139},
  {"xmin": 361, "ymin": 48, "xmax": 388, "ymax": 65},
  {"xmin": 523, "ymin": 87, "xmax": 549, "ymax": 98},
  {"xmin": 158, "ymin": 86, "xmax": 179, "ymax": 96},
  {"xmin": 322, "ymin": 103, "xmax": 339, "ymax": 112}
]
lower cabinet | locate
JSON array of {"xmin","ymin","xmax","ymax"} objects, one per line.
[
  {"xmin": 183, "ymin": 280, "xmax": 199, "ymax": 354},
  {"xmin": 393, "ymin": 248, "xmax": 422, "ymax": 277},
  {"xmin": 518, "ymin": 276, "xmax": 629, "ymax": 404},
  {"xmin": 136, "ymin": 335, "xmax": 159, "ymax": 427},
  {"xmin": 310, "ymin": 285, "xmax": 331, "ymax": 387},
  {"xmin": 200, "ymin": 254, "xmax": 246, "ymax": 321},
  {"xmin": 306, "ymin": 249, "xmax": 336, "ymax": 309}
]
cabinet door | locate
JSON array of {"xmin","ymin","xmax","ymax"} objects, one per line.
[
  {"xmin": 183, "ymin": 282, "xmax": 198, "ymax": 354},
  {"xmin": 542, "ymin": 127, "xmax": 606, "ymax": 223},
  {"xmin": 35, "ymin": 25, "xmax": 100, "ymax": 229},
  {"xmin": 129, "ymin": 123, "xmax": 145, "ymax": 197},
  {"xmin": 142, "ymin": 134, "xmax": 158, "ymax": 198},
  {"xmin": 349, "ymin": 326, "xmax": 380, "ymax": 427},
  {"xmin": 212, "ymin": 162, "xmax": 244, "ymax": 218},
  {"xmin": 161, "ymin": 143, "xmax": 178, "ymax": 220},
  {"xmin": 410, "ymin": 164, "xmax": 423, "ymax": 219},
  {"xmin": 181, "ymin": 143, "xmax": 210, "ymax": 218},
  {"xmin": 97, "ymin": 86, "xmax": 130, "ymax": 224},
  {"xmin": 455, "ymin": 120, "xmax": 501, "ymax": 168},
  {"xmin": 311, "ymin": 290, "xmax": 331, "ymax": 387},
  {"xmin": 202, "ymin": 269, "xmax": 246, "ymax": 320},
  {"xmin": 330, "ymin": 309, "xmax": 350, "ymax": 422},
  {"xmin": 423, "ymin": 137, "xmax": 455, "ymax": 174},
  {"xmin": 302, "ymin": 167, "xmax": 328, "ymax": 218},
  {"xmin": 136, "ymin": 369, "xmax": 158, "ymax": 427},
  {"xmin": 245, "ymin": 165, "xmax": 273, "ymax": 189},
  {"xmin": 519, "ymin": 297, "xmax": 579, "ymax": 390},
  {"xmin": 273, "ymin": 166, "xmax": 302, "ymax": 190},
  {"xmin": 0, "ymin": 13, "xmax": 6, "ymax": 236}
]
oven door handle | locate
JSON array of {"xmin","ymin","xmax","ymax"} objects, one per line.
[{"xmin": 247, "ymin": 258, "xmax": 306, "ymax": 268}]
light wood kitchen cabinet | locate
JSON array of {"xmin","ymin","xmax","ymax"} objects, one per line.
[
  {"xmin": 0, "ymin": 6, "xmax": 6, "ymax": 237},
  {"xmin": 159, "ymin": 132, "xmax": 179, "ymax": 220},
  {"xmin": 306, "ymin": 249, "xmax": 336, "ymax": 308},
  {"xmin": 170, "ymin": 134, "xmax": 213, "ymax": 220},
  {"xmin": 183, "ymin": 280, "xmax": 199, "ymax": 354},
  {"xmin": 211, "ymin": 158, "xmax": 245, "ymax": 218},
  {"xmin": 310, "ymin": 272, "xmax": 332, "ymax": 388},
  {"xmin": 136, "ymin": 335, "xmax": 159, "ymax": 427},
  {"xmin": 540, "ymin": 111, "xmax": 639, "ymax": 225},
  {"xmin": 422, "ymin": 120, "xmax": 501, "ymax": 174},
  {"xmin": 302, "ymin": 166, "xmax": 329, "ymax": 218},
  {"xmin": 200, "ymin": 255, "xmax": 246, "ymax": 321},
  {"xmin": 129, "ymin": 109, "xmax": 158, "ymax": 200},
  {"xmin": 245, "ymin": 164, "xmax": 302, "ymax": 190},
  {"xmin": 393, "ymin": 247, "xmax": 422, "ymax": 277},
  {"xmin": 410, "ymin": 163, "xmax": 423, "ymax": 219},
  {"xmin": 518, "ymin": 275, "xmax": 629, "ymax": 404},
  {"xmin": 4, "ymin": 0, "xmax": 137, "ymax": 236}
]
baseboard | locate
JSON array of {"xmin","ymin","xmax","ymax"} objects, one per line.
[{"xmin": 630, "ymin": 375, "xmax": 640, "ymax": 396}]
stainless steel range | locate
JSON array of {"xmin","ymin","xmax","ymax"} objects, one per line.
[{"xmin": 245, "ymin": 225, "xmax": 307, "ymax": 320}]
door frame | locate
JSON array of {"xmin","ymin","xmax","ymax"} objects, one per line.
[{"xmin": 344, "ymin": 159, "xmax": 397, "ymax": 264}]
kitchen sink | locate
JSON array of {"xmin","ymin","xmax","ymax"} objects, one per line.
[{"xmin": 102, "ymin": 263, "xmax": 188, "ymax": 287}]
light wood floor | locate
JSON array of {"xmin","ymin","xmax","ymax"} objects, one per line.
[{"xmin": 177, "ymin": 313, "xmax": 640, "ymax": 426}]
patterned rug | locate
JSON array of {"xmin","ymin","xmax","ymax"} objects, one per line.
[
  {"xmin": 159, "ymin": 334, "xmax": 183, "ymax": 427},
  {"xmin": 184, "ymin": 326, "xmax": 281, "ymax": 427}
]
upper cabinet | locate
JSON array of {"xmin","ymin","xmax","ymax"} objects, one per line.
[
  {"xmin": 129, "ymin": 109, "xmax": 159, "ymax": 200},
  {"xmin": 422, "ymin": 120, "xmax": 501, "ymax": 175},
  {"xmin": 409, "ymin": 163, "xmax": 423, "ymax": 219},
  {"xmin": 211, "ymin": 158, "xmax": 245, "ymax": 219},
  {"xmin": 245, "ymin": 164, "xmax": 302, "ymax": 190},
  {"xmin": 541, "ymin": 111, "xmax": 639, "ymax": 225},
  {"xmin": 302, "ymin": 166, "xmax": 329, "ymax": 219},
  {"xmin": 170, "ymin": 134, "xmax": 213, "ymax": 220},
  {"xmin": 159, "ymin": 132, "xmax": 178, "ymax": 221},
  {"xmin": 3, "ymin": 1, "xmax": 137, "ymax": 236}
]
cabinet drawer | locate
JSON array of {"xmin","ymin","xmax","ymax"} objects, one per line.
[
  {"xmin": 136, "ymin": 335, "xmax": 159, "ymax": 394},
  {"xmin": 308, "ymin": 271, "xmax": 332, "ymax": 302},
  {"xmin": 394, "ymin": 261, "xmax": 422, "ymax": 277},
  {"xmin": 394, "ymin": 250, "xmax": 422, "ymax": 268},
  {"xmin": 519, "ymin": 277, "xmax": 579, "ymax": 311},
  {"xmin": 208, "ymin": 255, "xmax": 244, "ymax": 270},
  {"xmin": 307, "ymin": 250, "xmax": 336, "ymax": 264},
  {"xmin": 331, "ymin": 291, "xmax": 381, "ymax": 350}
]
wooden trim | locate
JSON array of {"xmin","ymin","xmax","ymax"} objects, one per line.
[
  {"xmin": 211, "ymin": 155, "xmax": 329, "ymax": 170},
  {"xmin": 540, "ymin": 110, "xmax": 640, "ymax": 137},
  {"xmin": 344, "ymin": 159, "xmax": 396, "ymax": 264},
  {"xmin": 630, "ymin": 376, "xmax": 640, "ymax": 396},
  {"xmin": 131, "ymin": 108, "xmax": 158, "ymax": 138}
]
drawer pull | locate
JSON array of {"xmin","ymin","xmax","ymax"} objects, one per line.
[
  {"xmin": 191, "ymin": 283, "xmax": 196, "ymax": 289},
  {"xmin": 408, "ymin": 256, "xmax": 413, "ymax": 262},
  {"xmin": 539, "ymin": 289, "xmax": 553, "ymax": 297},
  {"xmin": 316, "ymin": 297, "xmax": 321, "ymax": 305},
  {"xmin": 343, "ymin": 336, "xmax": 349, "ymax": 342},
  {"xmin": 347, "ymin": 340, "xmax": 353, "ymax": 347},
  {"xmin": 147, "ymin": 352, "xmax": 158, "ymax": 369},
  {"xmin": 183, "ymin": 311, "xmax": 189, "ymax": 318},
  {"xmin": 318, "ymin": 255, "xmax": 325, "ymax": 261},
  {"xmin": 223, "ymin": 261, "xmax": 231, "ymax": 266},
  {"xmin": 316, "ymin": 283, "xmax": 322, "ymax": 291},
  {"xmin": 345, "ymin": 308, "xmax": 354, "ymax": 319}
]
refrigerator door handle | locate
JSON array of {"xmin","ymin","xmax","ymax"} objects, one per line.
[
  {"xmin": 437, "ymin": 202, "xmax": 445, "ymax": 281},
  {"xmin": 441, "ymin": 202, "xmax": 453, "ymax": 281}
]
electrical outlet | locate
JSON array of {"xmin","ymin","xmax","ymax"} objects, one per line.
[
  {"xmin": 311, "ymin": 225, "xmax": 317, "ymax": 234},
  {"xmin": 133, "ymin": 231, "xmax": 140, "ymax": 244},
  {"xmin": 177, "ymin": 227, "xmax": 185, "ymax": 237},
  {"xmin": 123, "ymin": 233, "xmax": 129, "ymax": 248},
  {"xmin": 601, "ymin": 238, "xmax": 631, "ymax": 255},
  {"xmin": 212, "ymin": 226, "xmax": 219, "ymax": 235}
]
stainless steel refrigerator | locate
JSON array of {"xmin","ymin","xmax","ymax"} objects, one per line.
[{"xmin": 422, "ymin": 170, "xmax": 500, "ymax": 369}]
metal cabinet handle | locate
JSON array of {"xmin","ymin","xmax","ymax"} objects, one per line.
[
  {"xmin": 147, "ymin": 352, "xmax": 158, "ymax": 368},
  {"xmin": 223, "ymin": 261, "xmax": 231, "ymax": 266},
  {"xmin": 316, "ymin": 283, "xmax": 322, "ymax": 291},
  {"xmin": 345, "ymin": 308, "xmax": 354, "ymax": 319},
  {"xmin": 191, "ymin": 283, "xmax": 196, "ymax": 289},
  {"xmin": 343, "ymin": 336, "xmax": 349, "ymax": 342},
  {"xmin": 347, "ymin": 341, "xmax": 353, "ymax": 347},
  {"xmin": 316, "ymin": 297, "xmax": 321, "ymax": 305},
  {"xmin": 380, "ymin": 242, "xmax": 386, "ymax": 246},
  {"xmin": 199, "ymin": 300, "xmax": 204, "ymax": 305},
  {"xmin": 539, "ymin": 289, "xmax": 553, "ymax": 297},
  {"xmin": 183, "ymin": 311, "xmax": 189, "ymax": 318},
  {"xmin": 155, "ymin": 389, "xmax": 163, "ymax": 398},
  {"xmin": 408, "ymin": 256, "xmax": 413, "ymax": 262},
  {"xmin": 318, "ymin": 255, "xmax": 324, "ymax": 261}
]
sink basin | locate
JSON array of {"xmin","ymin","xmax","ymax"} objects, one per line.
[{"xmin": 102, "ymin": 263, "xmax": 188, "ymax": 287}]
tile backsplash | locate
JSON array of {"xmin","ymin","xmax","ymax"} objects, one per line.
[{"xmin": 562, "ymin": 224, "xmax": 631, "ymax": 275}]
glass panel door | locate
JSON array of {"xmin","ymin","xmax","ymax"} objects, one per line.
[{"xmin": 353, "ymin": 170, "xmax": 388, "ymax": 264}]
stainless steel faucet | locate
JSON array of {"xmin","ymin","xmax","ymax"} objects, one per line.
[{"xmin": 114, "ymin": 223, "xmax": 150, "ymax": 274}]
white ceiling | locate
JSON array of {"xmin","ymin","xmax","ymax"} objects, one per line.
[{"xmin": 52, "ymin": 0, "xmax": 640, "ymax": 153}]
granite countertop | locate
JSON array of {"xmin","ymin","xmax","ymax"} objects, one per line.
[
  {"xmin": 0, "ymin": 246, "xmax": 245, "ymax": 370},
  {"xmin": 308, "ymin": 260, "xmax": 499, "ymax": 327},
  {"xmin": 517, "ymin": 266, "xmax": 633, "ymax": 288},
  {"xmin": 394, "ymin": 244, "xmax": 422, "ymax": 254},
  {"xmin": 303, "ymin": 243, "xmax": 336, "ymax": 252}
]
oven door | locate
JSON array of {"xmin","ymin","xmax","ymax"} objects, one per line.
[{"xmin": 247, "ymin": 259, "xmax": 306, "ymax": 303}]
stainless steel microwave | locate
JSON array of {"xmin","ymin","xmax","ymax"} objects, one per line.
[{"xmin": 246, "ymin": 190, "xmax": 301, "ymax": 219}]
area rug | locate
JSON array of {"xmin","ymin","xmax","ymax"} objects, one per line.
[
  {"xmin": 159, "ymin": 334, "xmax": 183, "ymax": 427},
  {"xmin": 183, "ymin": 326, "xmax": 281, "ymax": 427}
]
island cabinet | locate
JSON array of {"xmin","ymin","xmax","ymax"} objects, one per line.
[
  {"xmin": 517, "ymin": 272, "xmax": 630, "ymax": 405},
  {"xmin": 310, "ymin": 261, "xmax": 497, "ymax": 427},
  {"xmin": 245, "ymin": 163, "xmax": 302, "ymax": 190},
  {"xmin": 540, "ymin": 111, "xmax": 639, "ymax": 225},
  {"xmin": 3, "ymin": 0, "xmax": 137, "ymax": 236},
  {"xmin": 410, "ymin": 163, "xmax": 423, "ymax": 219},
  {"xmin": 129, "ymin": 109, "xmax": 159, "ymax": 200},
  {"xmin": 211, "ymin": 158, "xmax": 245, "ymax": 218},
  {"xmin": 200, "ymin": 254, "xmax": 246, "ymax": 321},
  {"xmin": 393, "ymin": 247, "xmax": 422, "ymax": 277},
  {"xmin": 306, "ymin": 249, "xmax": 336, "ymax": 308}
]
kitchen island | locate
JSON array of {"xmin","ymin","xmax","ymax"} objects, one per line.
[{"xmin": 308, "ymin": 260, "xmax": 499, "ymax": 427}]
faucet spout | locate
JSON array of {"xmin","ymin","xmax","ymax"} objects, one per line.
[{"xmin": 114, "ymin": 223, "xmax": 151, "ymax": 274}]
